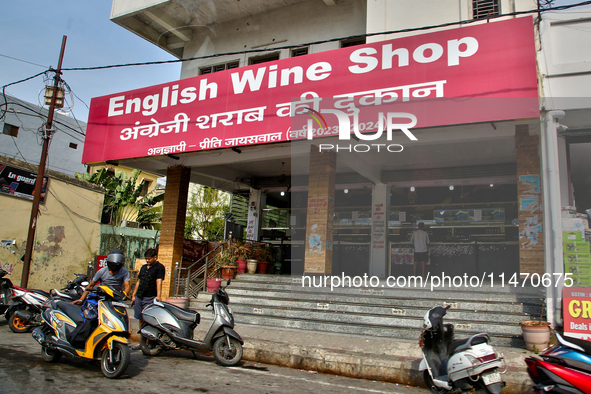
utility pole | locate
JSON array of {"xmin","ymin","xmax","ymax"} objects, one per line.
[{"xmin": 21, "ymin": 36, "xmax": 67, "ymax": 288}]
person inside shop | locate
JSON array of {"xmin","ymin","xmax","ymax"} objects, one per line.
[
  {"xmin": 411, "ymin": 222, "xmax": 430, "ymax": 280},
  {"xmin": 131, "ymin": 248, "xmax": 165, "ymax": 331},
  {"xmin": 73, "ymin": 248, "xmax": 131, "ymax": 304}
]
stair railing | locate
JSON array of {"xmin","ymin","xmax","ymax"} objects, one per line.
[{"xmin": 172, "ymin": 243, "xmax": 224, "ymax": 298}]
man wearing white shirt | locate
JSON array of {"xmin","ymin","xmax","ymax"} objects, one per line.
[{"xmin": 411, "ymin": 222, "xmax": 430, "ymax": 280}]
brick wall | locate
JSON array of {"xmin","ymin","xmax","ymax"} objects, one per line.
[
  {"xmin": 159, "ymin": 165, "xmax": 191, "ymax": 297},
  {"xmin": 515, "ymin": 125, "xmax": 545, "ymax": 275}
]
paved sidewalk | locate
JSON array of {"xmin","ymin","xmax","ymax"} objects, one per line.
[{"xmin": 127, "ymin": 311, "xmax": 535, "ymax": 393}]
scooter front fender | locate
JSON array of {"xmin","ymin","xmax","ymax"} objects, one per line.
[
  {"xmin": 106, "ymin": 334, "xmax": 130, "ymax": 349},
  {"xmin": 419, "ymin": 358, "xmax": 427, "ymax": 371},
  {"xmin": 211, "ymin": 326, "xmax": 243, "ymax": 346}
]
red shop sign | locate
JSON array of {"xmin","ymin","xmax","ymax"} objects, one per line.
[{"xmin": 84, "ymin": 17, "xmax": 538, "ymax": 164}]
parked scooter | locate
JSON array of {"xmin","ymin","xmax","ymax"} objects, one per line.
[
  {"xmin": 31, "ymin": 285, "xmax": 131, "ymax": 379},
  {"xmin": 419, "ymin": 305, "xmax": 506, "ymax": 393},
  {"xmin": 525, "ymin": 330, "xmax": 591, "ymax": 393},
  {"xmin": 7, "ymin": 273, "xmax": 88, "ymax": 333},
  {"xmin": 0, "ymin": 269, "xmax": 14, "ymax": 316},
  {"xmin": 139, "ymin": 279, "xmax": 243, "ymax": 366}
]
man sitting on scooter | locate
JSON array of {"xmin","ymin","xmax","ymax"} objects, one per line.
[{"xmin": 73, "ymin": 249, "xmax": 131, "ymax": 305}]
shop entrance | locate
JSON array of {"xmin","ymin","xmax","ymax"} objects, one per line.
[{"xmin": 388, "ymin": 184, "xmax": 519, "ymax": 279}]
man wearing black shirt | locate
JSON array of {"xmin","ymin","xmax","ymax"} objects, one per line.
[{"xmin": 132, "ymin": 248, "xmax": 166, "ymax": 329}]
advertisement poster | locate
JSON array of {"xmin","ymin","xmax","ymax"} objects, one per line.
[
  {"xmin": 0, "ymin": 163, "xmax": 48, "ymax": 203},
  {"xmin": 563, "ymin": 286, "xmax": 591, "ymax": 341}
]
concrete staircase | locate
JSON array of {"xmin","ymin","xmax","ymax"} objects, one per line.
[{"xmin": 189, "ymin": 274, "xmax": 545, "ymax": 348}]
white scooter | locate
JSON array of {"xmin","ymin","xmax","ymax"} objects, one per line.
[{"xmin": 419, "ymin": 305, "xmax": 506, "ymax": 393}]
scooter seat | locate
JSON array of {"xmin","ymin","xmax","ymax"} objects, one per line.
[
  {"xmin": 163, "ymin": 303, "xmax": 199, "ymax": 323},
  {"xmin": 55, "ymin": 301, "xmax": 85, "ymax": 324},
  {"xmin": 448, "ymin": 335, "xmax": 487, "ymax": 355}
]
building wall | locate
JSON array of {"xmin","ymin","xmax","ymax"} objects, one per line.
[
  {"xmin": 0, "ymin": 156, "xmax": 103, "ymax": 290},
  {"xmin": 538, "ymin": 7, "xmax": 591, "ymax": 105},
  {"xmin": 180, "ymin": 0, "xmax": 367, "ymax": 78},
  {"xmin": 0, "ymin": 95, "xmax": 87, "ymax": 177},
  {"xmin": 366, "ymin": 0, "xmax": 535, "ymax": 41}
]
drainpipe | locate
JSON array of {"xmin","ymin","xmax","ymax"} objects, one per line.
[{"xmin": 541, "ymin": 110, "xmax": 565, "ymax": 326}]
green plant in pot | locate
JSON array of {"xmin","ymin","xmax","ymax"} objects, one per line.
[
  {"xmin": 520, "ymin": 298, "xmax": 551, "ymax": 353},
  {"xmin": 254, "ymin": 243, "xmax": 273, "ymax": 274},
  {"xmin": 214, "ymin": 247, "xmax": 238, "ymax": 280}
]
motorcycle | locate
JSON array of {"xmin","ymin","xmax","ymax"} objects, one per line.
[
  {"xmin": 7, "ymin": 273, "xmax": 88, "ymax": 333},
  {"xmin": 31, "ymin": 284, "xmax": 131, "ymax": 379},
  {"xmin": 139, "ymin": 278, "xmax": 243, "ymax": 366},
  {"xmin": 525, "ymin": 330, "xmax": 591, "ymax": 393},
  {"xmin": 49, "ymin": 273, "xmax": 89, "ymax": 300},
  {"xmin": 0, "ymin": 268, "xmax": 14, "ymax": 316},
  {"xmin": 419, "ymin": 305, "xmax": 506, "ymax": 393}
]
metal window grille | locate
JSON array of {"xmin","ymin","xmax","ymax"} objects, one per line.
[
  {"xmin": 199, "ymin": 60, "xmax": 240, "ymax": 75},
  {"xmin": 249, "ymin": 53, "xmax": 280, "ymax": 65},
  {"xmin": 341, "ymin": 38, "xmax": 366, "ymax": 48},
  {"xmin": 473, "ymin": 0, "xmax": 500, "ymax": 20},
  {"xmin": 291, "ymin": 47, "xmax": 309, "ymax": 57}
]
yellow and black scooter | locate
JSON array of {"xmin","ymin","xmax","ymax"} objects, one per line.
[{"xmin": 32, "ymin": 285, "xmax": 131, "ymax": 378}]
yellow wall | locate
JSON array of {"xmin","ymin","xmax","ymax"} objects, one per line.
[
  {"xmin": 87, "ymin": 164, "xmax": 160, "ymax": 194},
  {"xmin": 0, "ymin": 161, "xmax": 104, "ymax": 291}
]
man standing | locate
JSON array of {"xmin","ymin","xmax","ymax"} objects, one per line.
[
  {"xmin": 411, "ymin": 222, "xmax": 430, "ymax": 280},
  {"xmin": 73, "ymin": 248, "xmax": 131, "ymax": 304},
  {"xmin": 132, "ymin": 248, "xmax": 165, "ymax": 329}
]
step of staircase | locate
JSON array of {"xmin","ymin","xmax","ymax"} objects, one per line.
[{"xmin": 189, "ymin": 274, "xmax": 546, "ymax": 348}]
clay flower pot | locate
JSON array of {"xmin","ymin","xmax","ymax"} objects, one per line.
[
  {"xmin": 206, "ymin": 278, "xmax": 222, "ymax": 293},
  {"xmin": 520, "ymin": 320, "xmax": 551, "ymax": 352},
  {"xmin": 237, "ymin": 260, "xmax": 247, "ymax": 274},
  {"xmin": 257, "ymin": 261, "xmax": 269, "ymax": 274},
  {"xmin": 246, "ymin": 259, "xmax": 258, "ymax": 274},
  {"xmin": 221, "ymin": 266, "xmax": 236, "ymax": 279}
]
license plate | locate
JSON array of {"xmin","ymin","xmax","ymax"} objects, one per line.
[{"xmin": 482, "ymin": 371, "xmax": 502, "ymax": 385}]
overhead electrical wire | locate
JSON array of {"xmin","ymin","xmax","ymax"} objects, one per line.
[
  {"xmin": 1, "ymin": 0, "xmax": 590, "ymax": 125},
  {"xmin": 55, "ymin": 1, "xmax": 591, "ymax": 73}
]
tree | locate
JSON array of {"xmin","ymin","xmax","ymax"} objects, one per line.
[
  {"xmin": 75, "ymin": 168, "xmax": 164, "ymax": 229},
  {"xmin": 185, "ymin": 184, "xmax": 230, "ymax": 242}
]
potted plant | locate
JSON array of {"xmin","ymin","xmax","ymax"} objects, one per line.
[
  {"xmin": 254, "ymin": 243, "xmax": 273, "ymax": 274},
  {"xmin": 520, "ymin": 298, "xmax": 551, "ymax": 353},
  {"xmin": 215, "ymin": 247, "xmax": 238, "ymax": 280},
  {"xmin": 240, "ymin": 242, "xmax": 257, "ymax": 274},
  {"xmin": 235, "ymin": 241, "xmax": 253, "ymax": 274}
]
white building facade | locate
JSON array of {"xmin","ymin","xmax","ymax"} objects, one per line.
[{"xmin": 83, "ymin": 0, "xmax": 591, "ymax": 325}]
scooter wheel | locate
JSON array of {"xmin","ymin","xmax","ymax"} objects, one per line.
[
  {"xmin": 213, "ymin": 336, "xmax": 243, "ymax": 366},
  {"xmin": 41, "ymin": 347, "xmax": 62, "ymax": 363},
  {"xmin": 8, "ymin": 312, "xmax": 31, "ymax": 333},
  {"xmin": 101, "ymin": 342, "xmax": 130, "ymax": 379},
  {"xmin": 139, "ymin": 335, "xmax": 164, "ymax": 356}
]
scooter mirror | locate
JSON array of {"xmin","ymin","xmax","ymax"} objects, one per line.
[{"xmin": 226, "ymin": 279, "xmax": 232, "ymax": 286}]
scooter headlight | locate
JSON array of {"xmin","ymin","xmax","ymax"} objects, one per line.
[
  {"xmin": 216, "ymin": 303, "xmax": 233, "ymax": 324},
  {"xmin": 101, "ymin": 313, "xmax": 117, "ymax": 330}
]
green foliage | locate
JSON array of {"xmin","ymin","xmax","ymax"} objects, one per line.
[
  {"xmin": 75, "ymin": 168, "xmax": 164, "ymax": 229},
  {"xmin": 185, "ymin": 185, "xmax": 230, "ymax": 242}
]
